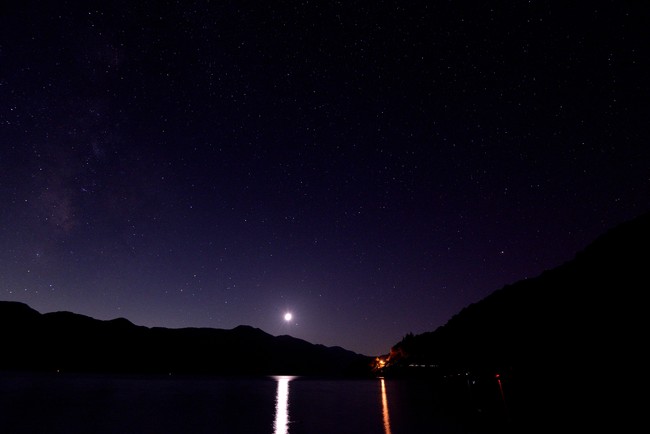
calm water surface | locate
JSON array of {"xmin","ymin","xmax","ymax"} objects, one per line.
[{"xmin": 0, "ymin": 372, "xmax": 514, "ymax": 433}]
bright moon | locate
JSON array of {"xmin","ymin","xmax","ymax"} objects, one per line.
[{"xmin": 284, "ymin": 312, "xmax": 293, "ymax": 322}]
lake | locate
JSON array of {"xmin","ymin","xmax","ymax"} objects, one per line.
[{"xmin": 0, "ymin": 372, "xmax": 516, "ymax": 433}]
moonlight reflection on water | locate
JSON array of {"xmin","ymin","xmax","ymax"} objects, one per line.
[{"xmin": 273, "ymin": 376, "xmax": 294, "ymax": 434}]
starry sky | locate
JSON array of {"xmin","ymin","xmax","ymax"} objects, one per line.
[{"xmin": 1, "ymin": 1, "xmax": 648, "ymax": 356}]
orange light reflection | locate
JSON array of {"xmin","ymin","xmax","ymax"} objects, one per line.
[{"xmin": 380, "ymin": 378, "xmax": 393, "ymax": 434}]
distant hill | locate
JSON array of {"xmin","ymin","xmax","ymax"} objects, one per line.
[
  {"xmin": 376, "ymin": 211, "xmax": 649, "ymax": 430},
  {"xmin": 0, "ymin": 302, "xmax": 373, "ymax": 377}
]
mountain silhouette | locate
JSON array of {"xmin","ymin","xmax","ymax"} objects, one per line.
[
  {"xmin": 377, "ymin": 211, "xmax": 649, "ymax": 431},
  {"xmin": 0, "ymin": 302, "xmax": 372, "ymax": 377}
]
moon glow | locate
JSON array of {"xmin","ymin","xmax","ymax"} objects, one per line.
[{"xmin": 284, "ymin": 312, "xmax": 293, "ymax": 322}]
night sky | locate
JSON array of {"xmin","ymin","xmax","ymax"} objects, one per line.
[{"xmin": 1, "ymin": 1, "xmax": 648, "ymax": 357}]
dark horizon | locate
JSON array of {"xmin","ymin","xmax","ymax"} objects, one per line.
[{"xmin": 1, "ymin": 0, "xmax": 648, "ymax": 356}]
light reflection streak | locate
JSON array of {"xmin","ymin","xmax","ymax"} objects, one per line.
[
  {"xmin": 496, "ymin": 375, "xmax": 509, "ymax": 417},
  {"xmin": 380, "ymin": 377, "xmax": 393, "ymax": 434},
  {"xmin": 273, "ymin": 376, "xmax": 295, "ymax": 434}
]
